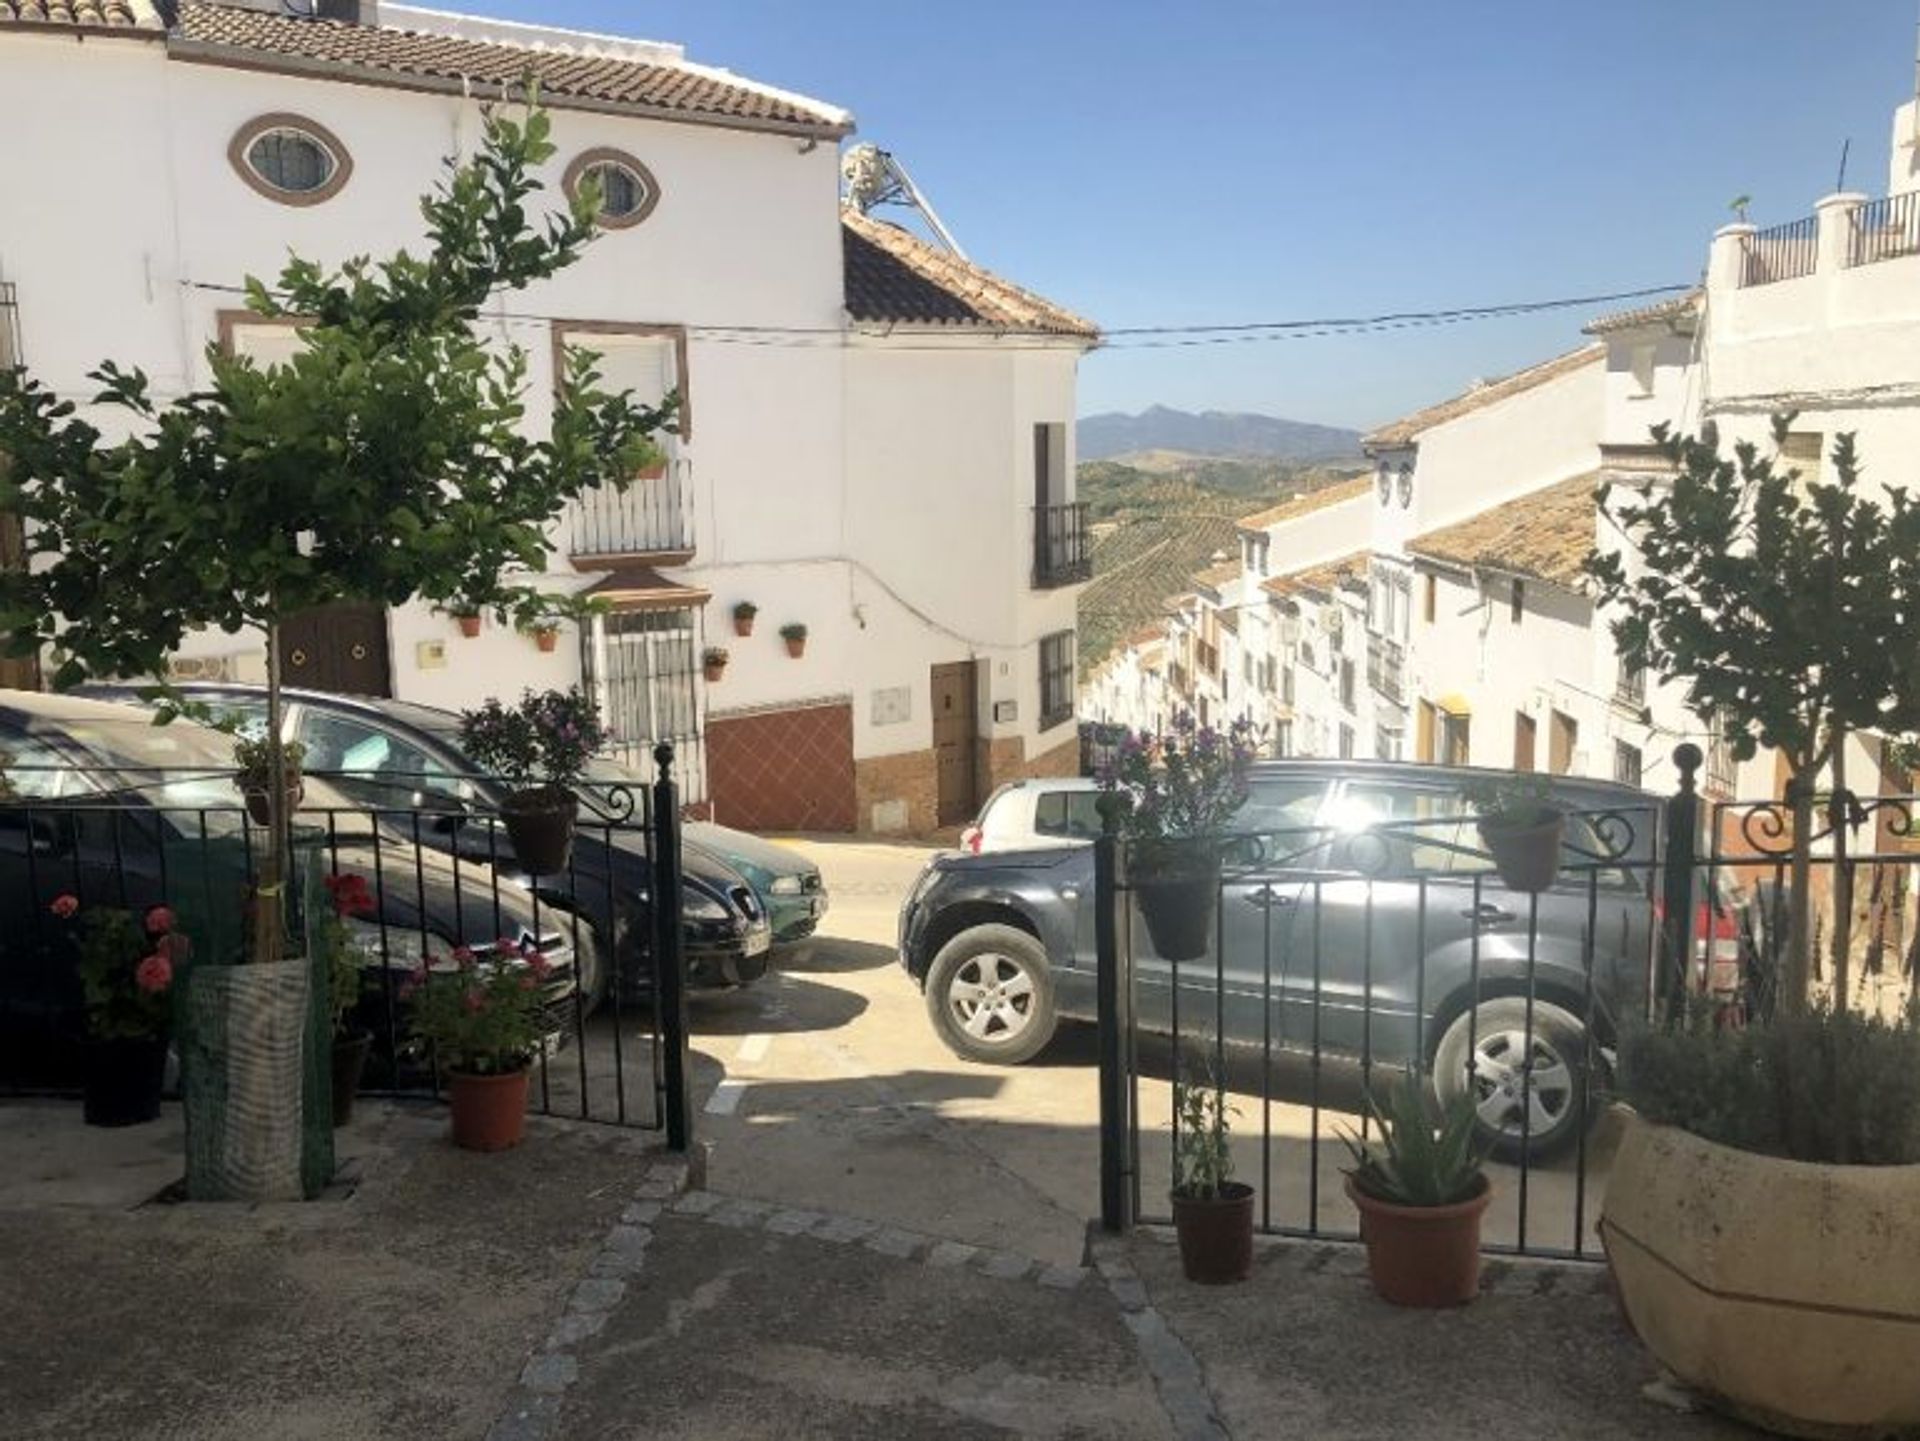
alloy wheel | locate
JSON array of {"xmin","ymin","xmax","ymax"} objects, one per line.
[
  {"xmin": 946, "ymin": 953, "xmax": 1037, "ymax": 1045},
  {"xmin": 1466, "ymin": 1028, "xmax": 1575, "ymax": 1140}
]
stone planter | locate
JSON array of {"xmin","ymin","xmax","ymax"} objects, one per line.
[{"xmin": 1600, "ymin": 1113, "xmax": 1920, "ymax": 1438}]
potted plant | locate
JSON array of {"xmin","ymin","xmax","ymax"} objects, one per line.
[
  {"xmin": 702, "ymin": 646, "xmax": 730, "ymax": 682},
  {"xmin": 732, "ymin": 601, "xmax": 757, "ymax": 638},
  {"xmin": 404, "ymin": 941, "xmax": 553, "ymax": 1151},
  {"xmin": 528, "ymin": 623, "xmax": 561, "ymax": 654},
  {"xmin": 1098, "ymin": 716, "xmax": 1258, "ymax": 961},
  {"xmin": 1603, "ymin": 1013, "xmax": 1920, "ymax": 1436},
  {"xmin": 459, "ymin": 688, "xmax": 610, "ymax": 876},
  {"xmin": 780, "ymin": 622, "xmax": 808, "ymax": 658},
  {"xmin": 233, "ymin": 733, "xmax": 307, "ymax": 829},
  {"xmin": 52, "ymin": 894, "xmax": 183, "ymax": 1128},
  {"xmin": 1341, "ymin": 1069, "xmax": 1494, "ymax": 1307},
  {"xmin": 1169, "ymin": 1055, "xmax": 1254, "ymax": 1284},
  {"xmin": 1461, "ymin": 772, "xmax": 1563, "ymax": 892},
  {"xmin": 321, "ymin": 872, "xmax": 374, "ymax": 1127},
  {"xmin": 452, "ymin": 608, "xmax": 483, "ymax": 639}
]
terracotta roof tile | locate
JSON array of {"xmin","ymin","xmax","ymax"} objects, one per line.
[
  {"xmin": 0, "ymin": 0, "xmax": 158, "ymax": 25},
  {"xmin": 1583, "ymin": 288, "xmax": 1701, "ymax": 336},
  {"xmin": 157, "ymin": 3, "xmax": 849, "ymax": 135},
  {"xmin": 1261, "ymin": 551, "xmax": 1368, "ymax": 599},
  {"xmin": 842, "ymin": 210, "xmax": 1098, "ymax": 340},
  {"xmin": 1193, "ymin": 559, "xmax": 1239, "ymax": 590},
  {"xmin": 1406, "ymin": 473, "xmax": 1598, "ymax": 589},
  {"xmin": 1362, "ymin": 344, "xmax": 1603, "ymax": 450},
  {"xmin": 1236, "ymin": 474, "xmax": 1372, "ymax": 533}
]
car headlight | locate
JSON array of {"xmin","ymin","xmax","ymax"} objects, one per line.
[
  {"xmin": 769, "ymin": 875, "xmax": 805, "ymax": 896},
  {"xmin": 683, "ymin": 886, "xmax": 730, "ymax": 922},
  {"xmin": 343, "ymin": 917, "xmax": 429, "ymax": 967}
]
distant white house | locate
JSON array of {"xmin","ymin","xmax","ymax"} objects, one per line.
[{"xmin": 0, "ymin": 0, "xmax": 1099, "ymax": 834}]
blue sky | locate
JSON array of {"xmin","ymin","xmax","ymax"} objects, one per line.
[{"xmin": 457, "ymin": 1, "xmax": 1916, "ymax": 430}]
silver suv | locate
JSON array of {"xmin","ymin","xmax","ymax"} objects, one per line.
[{"xmin": 899, "ymin": 760, "xmax": 1660, "ymax": 1159}]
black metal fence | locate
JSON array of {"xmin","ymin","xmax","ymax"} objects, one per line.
[
  {"xmin": 1094, "ymin": 746, "xmax": 1920, "ymax": 1259},
  {"xmin": 1848, "ymin": 191, "xmax": 1920, "ymax": 269},
  {"xmin": 1, "ymin": 748, "xmax": 694, "ymax": 1147},
  {"xmin": 1740, "ymin": 215, "xmax": 1820, "ymax": 287}
]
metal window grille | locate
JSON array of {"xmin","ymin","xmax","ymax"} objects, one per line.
[
  {"xmin": 1039, "ymin": 630, "xmax": 1075, "ymax": 730},
  {"xmin": 586, "ymin": 608, "xmax": 706, "ymax": 804}
]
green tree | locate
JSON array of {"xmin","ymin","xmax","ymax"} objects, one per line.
[
  {"xmin": 0, "ymin": 101, "xmax": 673, "ymax": 964},
  {"xmin": 1587, "ymin": 418, "xmax": 1920, "ymax": 1013}
]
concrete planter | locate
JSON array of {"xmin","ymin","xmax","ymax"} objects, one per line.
[{"xmin": 1600, "ymin": 1112, "xmax": 1920, "ymax": 1438}]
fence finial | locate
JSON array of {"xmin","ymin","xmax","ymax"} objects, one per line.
[
  {"xmin": 1672, "ymin": 742, "xmax": 1702, "ymax": 793},
  {"xmin": 653, "ymin": 741, "xmax": 676, "ymax": 779}
]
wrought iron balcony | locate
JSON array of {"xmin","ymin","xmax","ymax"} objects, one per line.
[
  {"xmin": 570, "ymin": 456, "xmax": 694, "ymax": 561},
  {"xmin": 1033, "ymin": 502, "xmax": 1092, "ymax": 589},
  {"xmin": 1849, "ymin": 192, "xmax": 1920, "ymax": 268},
  {"xmin": 1740, "ymin": 215, "xmax": 1818, "ymax": 288},
  {"xmin": 1367, "ymin": 635, "xmax": 1405, "ymax": 705}
]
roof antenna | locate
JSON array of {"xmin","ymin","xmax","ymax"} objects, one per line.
[
  {"xmin": 840, "ymin": 144, "xmax": 967, "ymax": 259},
  {"xmin": 1836, "ymin": 136, "xmax": 1851, "ymax": 192}
]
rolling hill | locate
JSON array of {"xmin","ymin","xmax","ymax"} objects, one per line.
[{"xmin": 1078, "ymin": 406, "xmax": 1362, "ymax": 465}]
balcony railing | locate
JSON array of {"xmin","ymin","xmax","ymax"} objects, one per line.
[
  {"xmin": 1615, "ymin": 664, "xmax": 1647, "ymax": 709},
  {"xmin": 1033, "ymin": 502, "xmax": 1091, "ymax": 588},
  {"xmin": 1366, "ymin": 635, "xmax": 1405, "ymax": 705},
  {"xmin": 1849, "ymin": 192, "xmax": 1920, "ymax": 268},
  {"xmin": 1740, "ymin": 216, "xmax": 1819, "ymax": 287},
  {"xmin": 570, "ymin": 455, "xmax": 693, "ymax": 560}
]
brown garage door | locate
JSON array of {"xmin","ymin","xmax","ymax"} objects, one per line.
[{"xmin": 706, "ymin": 700, "xmax": 855, "ymax": 832}]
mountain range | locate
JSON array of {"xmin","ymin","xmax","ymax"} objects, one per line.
[{"xmin": 1077, "ymin": 406, "xmax": 1362, "ymax": 464}]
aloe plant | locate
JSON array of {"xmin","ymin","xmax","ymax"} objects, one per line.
[{"xmin": 1342, "ymin": 1069, "xmax": 1491, "ymax": 1207}]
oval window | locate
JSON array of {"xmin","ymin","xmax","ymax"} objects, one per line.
[
  {"xmin": 564, "ymin": 148, "xmax": 660, "ymax": 230},
  {"xmin": 229, "ymin": 114, "xmax": 352, "ymax": 206}
]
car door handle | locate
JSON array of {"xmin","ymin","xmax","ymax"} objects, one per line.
[
  {"xmin": 1244, "ymin": 887, "xmax": 1295, "ymax": 909},
  {"xmin": 1460, "ymin": 903, "xmax": 1517, "ymax": 924}
]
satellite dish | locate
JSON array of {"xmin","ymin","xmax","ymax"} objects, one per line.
[{"xmin": 840, "ymin": 143, "xmax": 967, "ymax": 258}]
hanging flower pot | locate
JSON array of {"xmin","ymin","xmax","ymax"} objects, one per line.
[
  {"xmin": 732, "ymin": 602, "xmax": 758, "ymax": 638},
  {"xmin": 1172, "ymin": 1182, "xmax": 1256, "ymax": 1284},
  {"xmin": 636, "ymin": 458, "xmax": 668, "ymax": 482},
  {"xmin": 447, "ymin": 1066, "xmax": 532, "ymax": 1151},
  {"xmin": 244, "ymin": 781, "xmax": 304, "ymax": 828},
  {"xmin": 530, "ymin": 625, "xmax": 560, "ymax": 654},
  {"xmin": 501, "ymin": 785, "xmax": 579, "ymax": 875},
  {"xmin": 233, "ymin": 734, "xmax": 307, "ymax": 828},
  {"xmin": 1464, "ymin": 776, "xmax": 1565, "ymax": 893},
  {"xmin": 1131, "ymin": 837, "xmax": 1222, "ymax": 961},
  {"xmin": 702, "ymin": 646, "xmax": 730, "ymax": 683},
  {"xmin": 83, "ymin": 1035, "xmax": 169, "ymax": 1128},
  {"xmin": 455, "ymin": 611, "xmax": 483, "ymax": 638},
  {"xmin": 781, "ymin": 622, "xmax": 808, "ymax": 659}
]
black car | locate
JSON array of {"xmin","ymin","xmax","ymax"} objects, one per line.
[
  {"xmin": 0, "ymin": 692, "xmax": 591, "ymax": 1086},
  {"xmin": 899, "ymin": 759, "xmax": 1660, "ymax": 1158},
  {"xmin": 82, "ymin": 683, "xmax": 773, "ymax": 996}
]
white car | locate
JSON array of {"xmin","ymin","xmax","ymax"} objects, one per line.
[{"xmin": 959, "ymin": 776, "xmax": 1104, "ymax": 853}]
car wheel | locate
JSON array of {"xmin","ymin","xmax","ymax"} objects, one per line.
[
  {"xmin": 1432, "ymin": 997, "xmax": 1589, "ymax": 1163},
  {"xmin": 924, "ymin": 924, "xmax": 1058, "ymax": 1065}
]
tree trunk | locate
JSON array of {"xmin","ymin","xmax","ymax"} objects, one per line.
[
  {"xmin": 1830, "ymin": 735, "xmax": 1854, "ymax": 1014},
  {"xmin": 1784, "ymin": 765, "xmax": 1815, "ymax": 1016},
  {"xmin": 250, "ymin": 619, "xmax": 287, "ymax": 965}
]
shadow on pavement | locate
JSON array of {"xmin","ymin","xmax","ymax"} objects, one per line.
[{"xmin": 775, "ymin": 937, "xmax": 900, "ymax": 976}]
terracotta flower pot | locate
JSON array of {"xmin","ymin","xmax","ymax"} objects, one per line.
[
  {"xmin": 733, "ymin": 613, "xmax": 756, "ymax": 638},
  {"xmin": 784, "ymin": 636, "xmax": 807, "ymax": 658},
  {"xmin": 448, "ymin": 1067, "xmax": 531, "ymax": 1152},
  {"xmin": 636, "ymin": 460, "xmax": 668, "ymax": 481},
  {"xmin": 703, "ymin": 659, "xmax": 727, "ymax": 683},
  {"xmin": 501, "ymin": 785, "xmax": 578, "ymax": 875},
  {"xmin": 243, "ymin": 780, "xmax": 304, "ymax": 828},
  {"xmin": 1475, "ymin": 811, "xmax": 1564, "ymax": 892},
  {"xmin": 532, "ymin": 627, "xmax": 559, "ymax": 654},
  {"xmin": 455, "ymin": 613, "xmax": 482, "ymax": 638},
  {"xmin": 83, "ymin": 1034, "xmax": 168, "ymax": 1128},
  {"xmin": 331, "ymin": 1029, "xmax": 373, "ymax": 1128},
  {"xmin": 1346, "ymin": 1173, "xmax": 1491, "ymax": 1307},
  {"xmin": 1171, "ymin": 1182, "xmax": 1256, "ymax": 1284}
]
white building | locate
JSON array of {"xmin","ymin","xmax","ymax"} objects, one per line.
[{"xmin": 0, "ymin": 0, "xmax": 1098, "ymax": 834}]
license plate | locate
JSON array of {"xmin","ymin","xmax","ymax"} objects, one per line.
[{"xmin": 744, "ymin": 929, "xmax": 771, "ymax": 957}]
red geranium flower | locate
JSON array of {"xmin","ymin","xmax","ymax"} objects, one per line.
[
  {"xmin": 462, "ymin": 989, "xmax": 486, "ymax": 1014},
  {"xmin": 50, "ymin": 894, "xmax": 79, "ymax": 919},
  {"xmin": 452, "ymin": 945, "xmax": 476, "ymax": 969},
  {"xmin": 323, "ymin": 873, "xmax": 376, "ymax": 918},
  {"xmin": 135, "ymin": 953, "xmax": 173, "ymax": 995},
  {"xmin": 145, "ymin": 905, "xmax": 176, "ymax": 935}
]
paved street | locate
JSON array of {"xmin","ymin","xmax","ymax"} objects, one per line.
[{"xmin": 685, "ymin": 836, "xmax": 1614, "ymax": 1270}]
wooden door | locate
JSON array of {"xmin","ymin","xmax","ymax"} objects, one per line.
[
  {"xmin": 279, "ymin": 603, "xmax": 392, "ymax": 697},
  {"xmin": 1415, "ymin": 700, "xmax": 1435, "ymax": 764},
  {"xmin": 1549, "ymin": 710, "xmax": 1577, "ymax": 775},
  {"xmin": 1513, "ymin": 712, "xmax": 1537, "ymax": 771},
  {"xmin": 0, "ymin": 510, "xmax": 37, "ymax": 690},
  {"xmin": 931, "ymin": 661, "xmax": 978, "ymax": 827}
]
